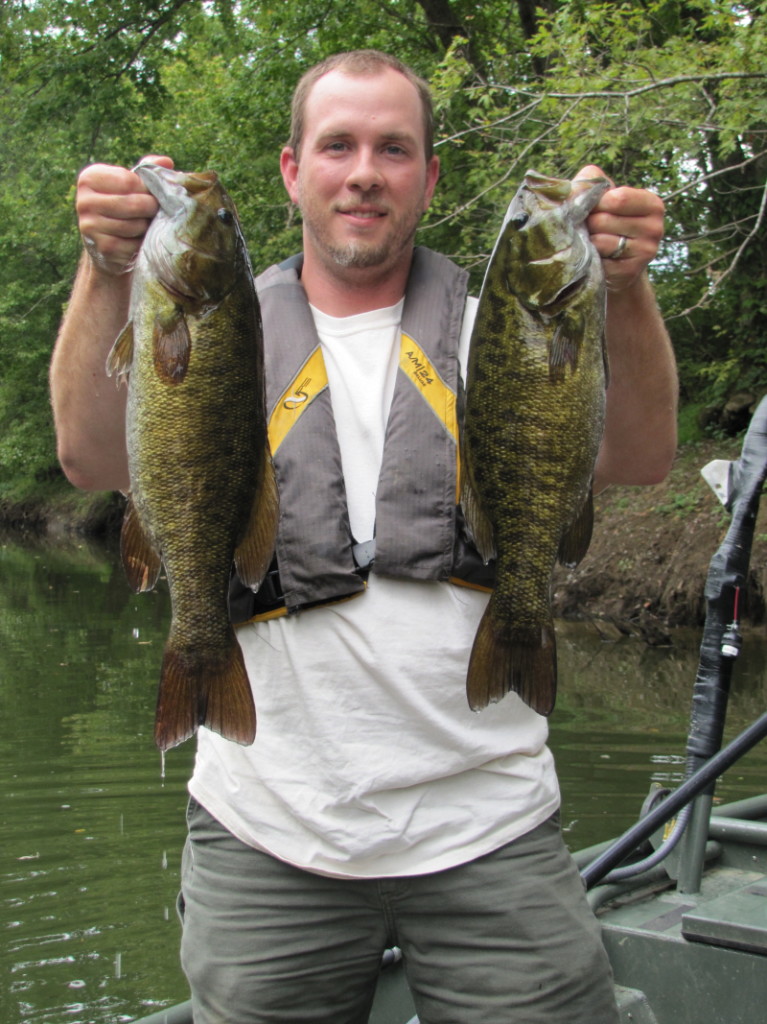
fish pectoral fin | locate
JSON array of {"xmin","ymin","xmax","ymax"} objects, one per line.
[
  {"xmin": 549, "ymin": 322, "xmax": 580, "ymax": 381},
  {"xmin": 234, "ymin": 449, "xmax": 280, "ymax": 589},
  {"xmin": 557, "ymin": 490, "xmax": 594, "ymax": 568},
  {"xmin": 120, "ymin": 495, "xmax": 162, "ymax": 592},
  {"xmin": 153, "ymin": 309, "xmax": 192, "ymax": 384},
  {"xmin": 466, "ymin": 607, "xmax": 557, "ymax": 716},
  {"xmin": 154, "ymin": 636, "xmax": 257, "ymax": 751},
  {"xmin": 106, "ymin": 321, "xmax": 135, "ymax": 379},
  {"xmin": 459, "ymin": 473, "xmax": 496, "ymax": 563}
]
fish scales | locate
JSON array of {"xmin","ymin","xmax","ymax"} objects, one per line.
[
  {"xmin": 461, "ymin": 170, "xmax": 609, "ymax": 717},
  {"xmin": 108, "ymin": 164, "xmax": 279, "ymax": 750}
]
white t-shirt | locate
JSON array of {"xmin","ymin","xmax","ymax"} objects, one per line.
[{"xmin": 188, "ymin": 295, "xmax": 559, "ymax": 878}]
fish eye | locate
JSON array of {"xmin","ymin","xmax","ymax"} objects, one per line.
[
  {"xmin": 510, "ymin": 213, "xmax": 529, "ymax": 230},
  {"xmin": 217, "ymin": 208, "xmax": 234, "ymax": 225}
]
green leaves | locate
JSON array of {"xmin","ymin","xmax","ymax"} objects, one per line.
[{"xmin": 2, "ymin": 0, "xmax": 766, "ymax": 503}]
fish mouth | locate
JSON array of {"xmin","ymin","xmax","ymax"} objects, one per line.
[
  {"xmin": 134, "ymin": 163, "xmax": 221, "ymax": 218},
  {"xmin": 529, "ymin": 245, "xmax": 575, "ymax": 266},
  {"xmin": 533, "ymin": 272, "xmax": 590, "ymax": 314},
  {"xmin": 157, "ymin": 276, "xmax": 198, "ymax": 304},
  {"xmin": 134, "ymin": 162, "xmax": 191, "ymax": 217},
  {"xmin": 136, "ymin": 166, "xmax": 230, "ymax": 303},
  {"xmin": 524, "ymin": 237, "xmax": 593, "ymax": 310}
]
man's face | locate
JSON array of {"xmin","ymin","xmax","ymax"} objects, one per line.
[{"xmin": 280, "ymin": 67, "xmax": 440, "ymax": 280}]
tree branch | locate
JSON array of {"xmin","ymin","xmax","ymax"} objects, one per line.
[
  {"xmin": 662, "ymin": 150, "xmax": 767, "ymax": 202},
  {"xmin": 673, "ymin": 176, "xmax": 767, "ymax": 317},
  {"xmin": 509, "ymin": 70, "xmax": 767, "ymax": 101}
]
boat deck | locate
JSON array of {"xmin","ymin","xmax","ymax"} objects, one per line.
[{"xmin": 584, "ymin": 798, "xmax": 767, "ymax": 1024}]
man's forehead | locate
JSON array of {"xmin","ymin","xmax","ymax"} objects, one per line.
[{"xmin": 305, "ymin": 67, "xmax": 423, "ymax": 127}]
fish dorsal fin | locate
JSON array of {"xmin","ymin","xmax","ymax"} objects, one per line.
[
  {"xmin": 120, "ymin": 495, "xmax": 163, "ymax": 592},
  {"xmin": 153, "ymin": 310, "xmax": 192, "ymax": 384},
  {"xmin": 106, "ymin": 321, "xmax": 135, "ymax": 379},
  {"xmin": 557, "ymin": 489, "xmax": 594, "ymax": 568}
]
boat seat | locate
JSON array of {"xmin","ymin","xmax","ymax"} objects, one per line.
[{"xmin": 682, "ymin": 874, "xmax": 767, "ymax": 955}]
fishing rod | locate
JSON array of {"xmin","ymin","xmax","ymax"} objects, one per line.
[{"xmin": 582, "ymin": 394, "xmax": 767, "ymax": 891}]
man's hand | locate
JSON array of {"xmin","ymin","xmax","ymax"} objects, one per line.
[
  {"xmin": 77, "ymin": 155, "xmax": 174, "ymax": 275},
  {"xmin": 576, "ymin": 163, "xmax": 665, "ymax": 292}
]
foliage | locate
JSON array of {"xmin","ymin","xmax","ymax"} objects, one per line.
[{"xmin": 1, "ymin": 0, "xmax": 766, "ymax": 501}]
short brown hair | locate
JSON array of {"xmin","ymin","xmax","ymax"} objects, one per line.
[{"xmin": 288, "ymin": 50, "xmax": 434, "ymax": 161}]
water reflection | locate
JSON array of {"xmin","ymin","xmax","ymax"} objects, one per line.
[
  {"xmin": 1, "ymin": 538, "xmax": 194, "ymax": 1023},
  {"xmin": 1, "ymin": 537, "xmax": 765, "ymax": 1023},
  {"xmin": 552, "ymin": 620, "xmax": 767, "ymax": 843}
]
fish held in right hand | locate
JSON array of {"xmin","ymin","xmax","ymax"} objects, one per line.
[{"xmin": 461, "ymin": 170, "xmax": 609, "ymax": 718}]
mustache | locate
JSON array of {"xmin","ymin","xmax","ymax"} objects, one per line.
[{"xmin": 335, "ymin": 195, "xmax": 390, "ymax": 215}]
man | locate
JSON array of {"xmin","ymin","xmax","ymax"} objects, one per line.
[{"xmin": 51, "ymin": 50, "xmax": 677, "ymax": 1024}]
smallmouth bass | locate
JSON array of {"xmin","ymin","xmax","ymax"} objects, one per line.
[
  {"xmin": 107, "ymin": 163, "xmax": 278, "ymax": 750},
  {"xmin": 461, "ymin": 170, "xmax": 610, "ymax": 716}
]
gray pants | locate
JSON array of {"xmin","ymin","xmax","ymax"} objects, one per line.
[{"xmin": 179, "ymin": 799, "xmax": 619, "ymax": 1024}]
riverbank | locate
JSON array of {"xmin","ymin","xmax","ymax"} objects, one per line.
[
  {"xmin": 3, "ymin": 438, "xmax": 766, "ymax": 634},
  {"xmin": 552, "ymin": 436, "xmax": 767, "ymax": 637}
]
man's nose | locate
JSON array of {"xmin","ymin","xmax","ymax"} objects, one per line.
[{"xmin": 346, "ymin": 148, "xmax": 383, "ymax": 191}]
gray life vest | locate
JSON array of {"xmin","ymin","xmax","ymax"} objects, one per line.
[{"xmin": 229, "ymin": 246, "xmax": 495, "ymax": 622}]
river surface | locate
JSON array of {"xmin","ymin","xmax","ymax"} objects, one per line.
[{"xmin": 2, "ymin": 536, "xmax": 766, "ymax": 1023}]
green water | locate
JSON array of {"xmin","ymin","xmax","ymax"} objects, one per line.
[{"xmin": 2, "ymin": 537, "xmax": 766, "ymax": 1023}]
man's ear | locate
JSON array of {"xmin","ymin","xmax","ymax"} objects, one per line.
[
  {"xmin": 280, "ymin": 146, "xmax": 300, "ymax": 204},
  {"xmin": 280, "ymin": 146, "xmax": 301, "ymax": 203},
  {"xmin": 423, "ymin": 154, "xmax": 440, "ymax": 211}
]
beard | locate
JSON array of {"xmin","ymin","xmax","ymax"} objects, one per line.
[
  {"xmin": 297, "ymin": 186, "xmax": 425, "ymax": 273},
  {"xmin": 319, "ymin": 236, "xmax": 402, "ymax": 269}
]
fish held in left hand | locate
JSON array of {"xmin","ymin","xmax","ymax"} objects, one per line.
[
  {"xmin": 461, "ymin": 170, "xmax": 610, "ymax": 717},
  {"xmin": 107, "ymin": 163, "xmax": 279, "ymax": 751}
]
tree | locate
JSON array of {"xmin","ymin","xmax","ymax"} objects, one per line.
[
  {"xmin": 426, "ymin": 1, "xmax": 767, "ymax": 416},
  {"xmin": 1, "ymin": 0, "xmax": 765, "ymax": 503}
]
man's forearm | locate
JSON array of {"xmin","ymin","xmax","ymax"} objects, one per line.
[
  {"xmin": 50, "ymin": 253, "xmax": 133, "ymax": 492},
  {"xmin": 594, "ymin": 272, "xmax": 678, "ymax": 491}
]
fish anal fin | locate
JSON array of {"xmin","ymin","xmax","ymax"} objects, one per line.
[
  {"xmin": 466, "ymin": 607, "xmax": 557, "ymax": 716},
  {"xmin": 106, "ymin": 322, "xmax": 135, "ymax": 379},
  {"xmin": 234, "ymin": 450, "xmax": 280, "ymax": 588},
  {"xmin": 154, "ymin": 636, "xmax": 257, "ymax": 751},
  {"xmin": 558, "ymin": 489, "xmax": 594, "ymax": 568},
  {"xmin": 153, "ymin": 309, "xmax": 191, "ymax": 384},
  {"xmin": 120, "ymin": 496, "xmax": 162, "ymax": 592},
  {"xmin": 459, "ymin": 471, "xmax": 496, "ymax": 564}
]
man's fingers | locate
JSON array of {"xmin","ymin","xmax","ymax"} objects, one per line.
[{"xmin": 75, "ymin": 161, "xmax": 171, "ymax": 275}]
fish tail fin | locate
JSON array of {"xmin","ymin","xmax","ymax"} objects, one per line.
[
  {"xmin": 154, "ymin": 636, "xmax": 256, "ymax": 751},
  {"xmin": 466, "ymin": 606, "xmax": 557, "ymax": 716}
]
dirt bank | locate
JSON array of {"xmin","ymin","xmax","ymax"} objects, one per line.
[
  {"xmin": 3, "ymin": 438, "xmax": 766, "ymax": 634},
  {"xmin": 552, "ymin": 437, "xmax": 767, "ymax": 637}
]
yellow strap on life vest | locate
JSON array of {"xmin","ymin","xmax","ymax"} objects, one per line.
[
  {"xmin": 399, "ymin": 333, "xmax": 458, "ymax": 445},
  {"xmin": 268, "ymin": 335, "xmax": 461, "ymax": 495},
  {"xmin": 268, "ymin": 346, "xmax": 329, "ymax": 456},
  {"xmin": 399, "ymin": 333, "xmax": 461, "ymax": 501}
]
